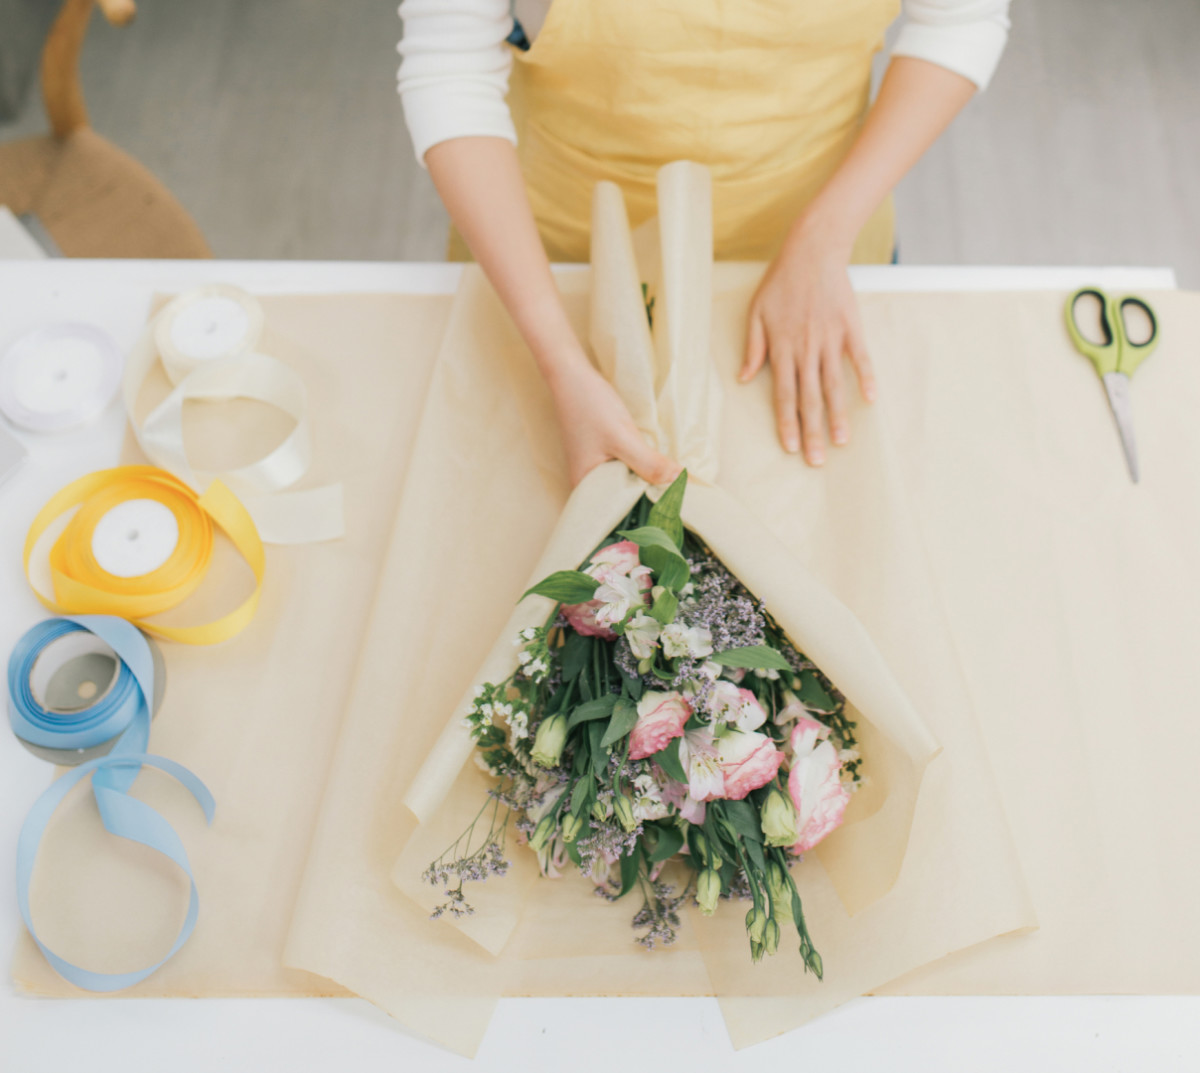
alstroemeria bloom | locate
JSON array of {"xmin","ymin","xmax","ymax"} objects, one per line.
[
  {"xmin": 788, "ymin": 717, "xmax": 851, "ymax": 853},
  {"xmin": 593, "ymin": 572, "xmax": 645, "ymax": 628},
  {"xmin": 717, "ymin": 730, "xmax": 785, "ymax": 800},
  {"xmin": 661, "ymin": 622, "xmax": 714, "ymax": 660},
  {"xmin": 629, "ymin": 690, "xmax": 690, "ymax": 760},
  {"xmin": 678, "ymin": 727, "xmax": 725, "ymax": 802},
  {"xmin": 710, "ymin": 681, "xmax": 768, "ymax": 732},
  {"xmin": 625, "ymin": 612, "xmax": 662, "ymax": 660}
]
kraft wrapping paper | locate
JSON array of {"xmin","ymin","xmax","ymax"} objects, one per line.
[
  {"xmin": 284, "ymin": 167, "xmax": 1033, "ymax": 1054},
  {"xmin": 14, "ymin": 171, "xmax": 1200, "ymax": 1055}
]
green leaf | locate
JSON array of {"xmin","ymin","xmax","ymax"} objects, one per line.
[
  {"xmin": 654, "ymin": 736, "xmax": 687, "ymax": 783},
  {"xmin": 618, "ymin": 846, "xmax": 640, "ymax": 898},
  {"xmin": 796, "ymin": 671, "xmax": 837, "ymax": 713},
  {"xmin": 646, "ymin": 470, "xmax": 688, "ymax": 549},
  {"xmin": 588, "ymin": 720, "xmax": 608, "ymax": 776},
  {"xmin": 711, "ymin": 645, "xmax": 792, "ymax": 671},
  {"xmin": 570, "ymin": 776, "xmax": 593, "ymax": 815},
  {"xmin": 560, "ymin": 632, "xmax": 591, "ymax": 681},
  {"xmin": 565, "ymin": 840, "xmax": 583, "ymax": 867},
  {"xmin": 566, "ymin": 694, "xmax": 617, "ymax": 730},
  {"xmin": 601, "ymin": 696, "xmax": 640, "ymax": 748},
  {"xmin": 647, "ymin": 824, "xmax": 685, "ymax": 863},
  {"xmin": 720, "ymin": 799, "xmax": 764, "ymax": 844},
  {"xmin": 522, "ymin": 570, "xmax": 599, "ymax": 605},
  {"xmin": 618, "ymin": 665, "xmax": 644, "ymax": 701},
  {"xmin": 616, "ymin": 526, "xmax": 690, "ymax": 591},
  {"xmin": 649, "ymin": 588, "xmax": 679, "ymax": 626}
]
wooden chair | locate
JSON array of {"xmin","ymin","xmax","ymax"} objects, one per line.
[{"xmin": 0, "ymin": 0, "xmax": 211, "ymax": 258}]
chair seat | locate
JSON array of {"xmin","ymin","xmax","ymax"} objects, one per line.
[{"xmin": 0, "ymin": 128, "xmax": 210, "ymax": 258}]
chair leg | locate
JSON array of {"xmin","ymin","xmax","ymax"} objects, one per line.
[{"xmin": 41, "ymin": 0, "xmax": 96, "ymax": 139}]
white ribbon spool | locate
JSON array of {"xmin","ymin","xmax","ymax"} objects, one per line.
[
  {"xmin": 90, "ymin": 498, "xmax": 181, "ymax": 578},
  {"xmin": 123, "ymin": 284, "xmax": 344, "ymax": 545},
  {"xmin": 0, "ymin": 323, "xmax": 122, "ymax": 432}
]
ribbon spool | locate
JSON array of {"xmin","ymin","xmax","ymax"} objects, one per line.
[
  {"xmin": 24, "ymin": 465, "xmax": 265, "ymax": 645},
  {"xmin": 8, "ymin": 615, "xmax": 166, "ymax": 764},
  {"xmin": 123, "ymin": 284, "xmax": 344, "ymax": 545},
  {"xmin": 8, "ymin": 615, "xmax": 215, "ymax": 992},
  {"xmin": 0, "ymin": 323, "xmax": 122, "ymax": 432}
]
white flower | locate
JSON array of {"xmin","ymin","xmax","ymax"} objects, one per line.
[
  {"xmin": 520, "ymin": 627, "xmax": 538, "ymax": 641},
  {"xmin": 698, "ymin": 660, "xmax": 723, "ymax": 680},
  {"xmin": 631, "ymin": 772, "xmax": 670, "ymax": 822},
  {"xmin": 686, "ymin": 626, "xmax": 713, "ymax": 659},
  {"xmin": 709, "ymin": 680, "xmax": 766, "ymax": 732},
  {"xmin": 517, "ymin": 650, "xmax": 532, "ymax": 666},
  {"xmin": 661, "ymin": 623, "xmax": 711, "ymax": 660},
  {"xmin": 593, "ymin": 573, "xmax": 643, "ymax": 627},
  {"xmin": 678, "ymin": 729, "xmax": 725, "ymax": 802},
  {"xmin": 625, "ymin": 613, "xmax": 662, "ymax": 659}
]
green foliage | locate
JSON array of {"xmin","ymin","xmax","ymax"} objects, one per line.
[
  {"xmin": 522, "ymin": 570, "xmax": 599, "ymax": 604},
  {"xmin": 566, "ymin": 694, "xmax": 617, "ymax": 730},
  {"xmin": 654, "ymin": 737, "xmax": 687, "ymax": 783},
  {"xmin": 646, "ymin": 469, "xmax": 688, "ymax": 548},
  {"xmin": 711, "ymin": 645, "xmax": 792, "ymax": 671},
  {"xmin": 601, "ymin": 696, "xmax": 639, "ymax": 748}
]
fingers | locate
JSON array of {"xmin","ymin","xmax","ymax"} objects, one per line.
[
  {"xmin": 619, "ymin": 434, "xmax": 682, "ymax": 487},
  {"xmin": 846, "ymin": 317, "xmax": 877, "ymax": 403},
  {"xmin": 822, "ymin": 339, "xmax": 849, "ymax": 448},
  {"xmin": 770, "ymin": 344, "xmax": 801, "ymax": 454},
  {"xmin": 740, "ymin": 313, "xmax": 767, "ymax": 383},
  {"xmin": 798, "ymin": 345, "xmax": 825, "ymax": 466}
]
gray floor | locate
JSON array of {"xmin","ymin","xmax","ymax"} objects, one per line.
[{"xmin": 2, "ymin": 0, "xmax": 1198, "ymax": 285}]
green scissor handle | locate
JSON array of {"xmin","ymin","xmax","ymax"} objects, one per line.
[{"xmin": 1065, "ymin": 287, "xmax": 1159, "ymax": 378}]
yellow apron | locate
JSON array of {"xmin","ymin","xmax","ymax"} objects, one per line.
[{"xmin": 450, "ymin": 0, "xmax": 900, "ymax": 264}]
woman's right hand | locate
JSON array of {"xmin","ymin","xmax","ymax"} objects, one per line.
[{"xmin": 547, "ymin": 356, "xmax": 681, "ymax": 488}]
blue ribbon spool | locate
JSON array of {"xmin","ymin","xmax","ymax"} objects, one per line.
[
  {"xmin": 8, "ymin": 615, "xmax": 164, "ymax": 765},
  {"xmin": 8, "ymin": 615, "xmax": 214, "ymax": 991}
]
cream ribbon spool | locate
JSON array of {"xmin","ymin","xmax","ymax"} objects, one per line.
[
  {"xmin": 0, "ymin": 323, "xmax": 123, "ymax": 432},
  {"xmin": 123, "ymin": 284, "xmax": 344, "ymax": 545}
]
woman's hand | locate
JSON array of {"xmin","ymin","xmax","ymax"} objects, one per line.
[
  {"xmin": 740, "ymin": 217, "xmax": 876, "ymax": 466},
  {"xmin": 547, "ymin": 355, "xmax": 681, "ymax": 488}
]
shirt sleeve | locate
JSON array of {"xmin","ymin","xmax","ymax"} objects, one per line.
[
  {"xmin": 396, "ymin": 0, "xmax": 518, "ymax": 166},
  {"xmin": 891, "ymin": 0, "xmax": 1012, "ymax": 90}
]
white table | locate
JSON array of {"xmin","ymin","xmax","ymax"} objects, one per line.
[{"xmin": 2, "ymin": 260, "xmax": 1195, "ymax": 1073}]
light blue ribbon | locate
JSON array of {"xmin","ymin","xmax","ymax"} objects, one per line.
[{"xmin": 9, "ymin": 616, "xmax": 214, "ymax": 991}]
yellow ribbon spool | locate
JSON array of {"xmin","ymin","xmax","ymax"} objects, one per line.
[{"xmin": 24, "ymin": 466, "xmax": 265, "ymax": 645}]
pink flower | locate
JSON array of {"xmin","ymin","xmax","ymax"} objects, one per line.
[
  {"xmin": 788, "ymin": 718, "xmax": 851, "ymax": 853},
  {"xmin": 716, "ymin": 730, "xmax": 784, "ymax": 801},
  {"xmin": 561, "ymin": 600, "xmax": 617, "ymax": 639},
  {"xmin": 629, "ymin": 690, "xmax": 690, "ymax": 760},
  {"xmin": 586, "ymin": 540, "xmax": 642, "ymax": 580}
]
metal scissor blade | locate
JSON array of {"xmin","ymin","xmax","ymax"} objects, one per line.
[{"xmin": 1102, "ymin": 371, "xmax": 1139, "ymax": 483}]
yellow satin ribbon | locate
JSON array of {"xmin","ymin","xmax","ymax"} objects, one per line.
[{"xmin": 24, "ymin": 466, "xmax": 265, "ymax": 645}]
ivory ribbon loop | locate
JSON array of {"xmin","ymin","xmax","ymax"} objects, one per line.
[
  {"xmin": 24, "ymin": 465, "xmax": 266, "ymax": 645},
  {"xmin": 123, "ymin": 284, "xmax": 345, "ymax": 545}
]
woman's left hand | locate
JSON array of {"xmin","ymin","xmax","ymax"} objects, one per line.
[{"xmin": 740, "ymin": 217, "xmax": 877, "ymax": 466}]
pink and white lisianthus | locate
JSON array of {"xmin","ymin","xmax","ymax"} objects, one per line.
[
  {"xmin": 787, "ymin": 718, "xmax": 851, "ymax": 853},
  {"xmin": 717, "ymin": 729, "xmax": 785, "ymax": 800},
  {"xmin": 628, "ymin": 690, "xmax": 691, "ymax": 760}
]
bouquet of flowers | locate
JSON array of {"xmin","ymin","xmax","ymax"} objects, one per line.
[{"xmin": 425, "ymin": 471, "xmax": 863, "ymax": 975}]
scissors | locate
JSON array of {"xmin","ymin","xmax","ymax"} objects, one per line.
[{"xmin": 1064, "ymin": 287, "xmax": 1159, "ymax": 483}]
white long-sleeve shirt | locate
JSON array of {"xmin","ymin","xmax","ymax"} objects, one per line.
[{"xmin": 397, "ymin": 0, "xmax": 1011, "ymax": 165}]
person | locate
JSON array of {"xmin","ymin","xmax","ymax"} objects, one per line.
[{"xmin": 397, "ymin": 0, "xmax": 1010, "ymax": 484}]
